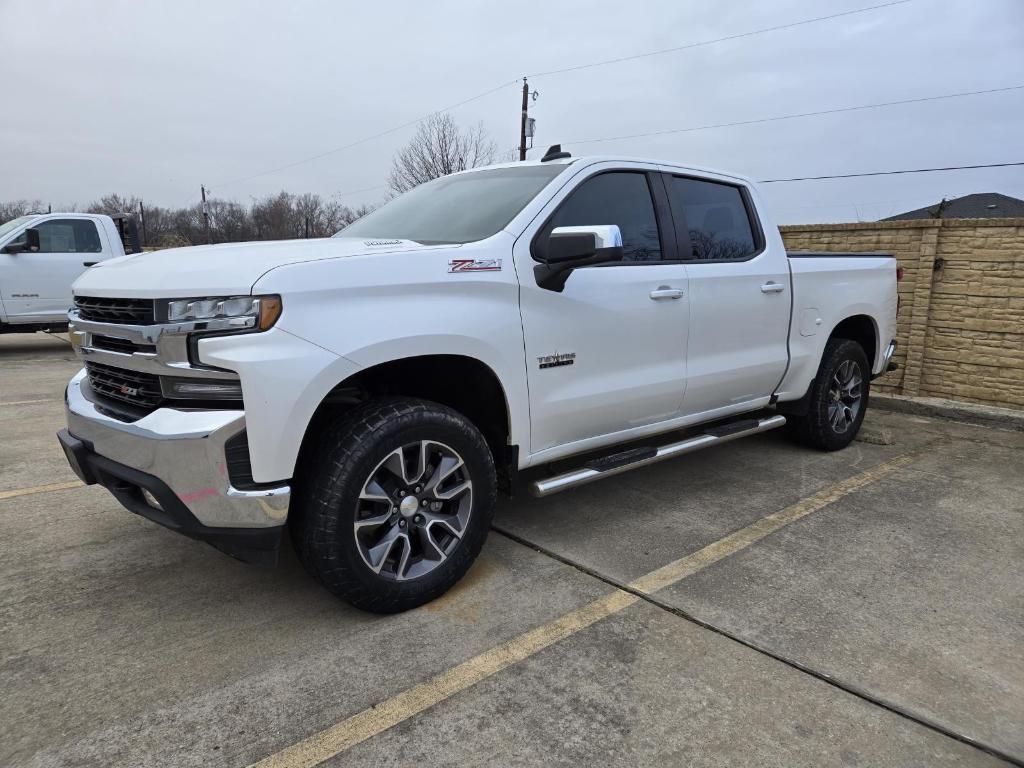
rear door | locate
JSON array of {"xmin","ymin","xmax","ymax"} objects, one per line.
[
  {"xmin": 662, "ymin": 172, "xmax": 790, "ymax": 419},
  {"xmin": 1, "ymin": 217, "xmax": 105, "ymax": 321},
  {"xmin": 515, "ymin": 166, "xmax": 690, "ymax": 455}
]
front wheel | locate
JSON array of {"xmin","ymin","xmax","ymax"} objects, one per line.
[
  {"xmin": 291, "ymin": 398, "xmax": 496, "ymax": 613},
  {"xmin": 787, "ymin": 338, "xmax": 870, "ymax": 451}
]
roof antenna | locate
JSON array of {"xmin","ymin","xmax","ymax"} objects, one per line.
[{"xmin": 541, "ymin": 144, "xmax": 571, "ymax": 162}]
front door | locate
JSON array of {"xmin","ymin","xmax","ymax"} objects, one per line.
[
  {"xmin": 1, "ymin": 217, "xmax": 104, "ymax": 321},
  {"xmin": 515, "ymin": 169, "xmax": 689, "ymax": 455}
]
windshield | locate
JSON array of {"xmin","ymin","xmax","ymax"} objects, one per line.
[
  {"xmin": 0, "ymin": 215, "xmax": 35, "ymax": 241},
  {"xmin": 336, "ymin": 164, "xmax": 567, "ymax": 244}
]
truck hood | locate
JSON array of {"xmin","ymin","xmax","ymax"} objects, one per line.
[{"xmin": 72, "ymin": 237, "xmax": 451, "ymax": 298}]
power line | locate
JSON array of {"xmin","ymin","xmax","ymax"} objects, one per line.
[
  {"xmin": 772, "ymin": 193, "xmax": 971, "ymax": 212},
  {"xmin": 527, "ymin": 0, "xmax": 913, "ymax": 78},
  {"xmin": 180, "ymin": 1, "xmax": 1018, "ymax": 207},
  {"xmin": 567, "ymin": 84, "xmax": 1024, "ymax": 145},
  {"xmin": 336, "ymin": 184, "xmax": 386, "ymax": 197},
  {"xmin": 195, "ymin": 1, "xmax": 913, "ymax": 199},
  {"xmin": 321, "ymin": 163, "xmax": 1024, "ymax": 203},
  {"xmin": 334, "ymin": 184, "xmax": 386, "ymax": 199},
  {"xmin": 329, "ymin": 163, "xmax": 1024, "ymax": 212},
  {"xmin": 759, "ymin": 161, "xmax": 1024, "ymax": 183},
  {"xmin": 770, "ymin": 186, "xmax": 1024, "ymax": 220},
  {"xmin": 208, "ymin": 79, "xmax": 519, "ymax": 192}
]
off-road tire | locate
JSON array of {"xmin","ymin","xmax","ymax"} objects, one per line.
[
  {"xmin": 290, "ymin": 397, "xmax": 496, "ymax": 613},
  {"xmin": 787, "ymin": 338, "xmax": 870, "ymax": 451}
]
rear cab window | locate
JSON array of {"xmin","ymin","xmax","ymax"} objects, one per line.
[{"xmin": 667, "ymin": 176, "xmax": 762, "ymax": 261}]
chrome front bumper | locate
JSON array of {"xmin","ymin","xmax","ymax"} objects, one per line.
[{"xmin": 64, "ymin": 369, "xmax": 289, "ymax": 529}]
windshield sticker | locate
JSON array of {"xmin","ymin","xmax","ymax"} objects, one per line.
[{"xmin": 449, "ymin": 258, "xmax": 502, "ymax": 273}]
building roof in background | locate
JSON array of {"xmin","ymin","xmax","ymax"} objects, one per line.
[{"xmin": 882, "ymin": 193, "xmax": 1024, "ymax": 220}]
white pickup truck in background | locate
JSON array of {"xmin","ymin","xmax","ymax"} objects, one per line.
[
  {"xmin": 0, "ymin": 212, "xmax": 141, "ymax": 333},
  {"xmin": 57, "ymin": 148, "xmax": 899, "ymax": 613}
]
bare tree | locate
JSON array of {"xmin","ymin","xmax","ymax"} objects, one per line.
[
  {"xmin": 86, "ymin": 194, "xmax": 142, "ymax": 216},
  {"xmin": 293, "ymin": 193, "xmax": 371, "ymax": 237},
  {"xmin": 0, "ymin": 192, "xmax": 376, "ymax": 245},
  {"xmin": 0, "ymin": 199, "xmax": 47, "ymax": 222},
  {"xmin": 387, "ymin": 113, "xmax": 497, "ymax": 195}
]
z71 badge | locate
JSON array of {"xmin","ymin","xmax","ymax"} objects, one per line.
[{"xmin": 448, "ymin": 258, "xmax": 502, "ymax": 273}]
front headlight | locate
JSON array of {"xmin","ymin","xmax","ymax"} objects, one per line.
[{"xmin": 166, "ymin": 294, "xmax": 282, "ymax": 331}]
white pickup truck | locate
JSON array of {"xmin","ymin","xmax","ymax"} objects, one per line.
[
  {"xmin": 0, "ymin": 212, "xmax": 141, "ymax": 333},
  {"xmin": 58, "ymin": 148, "xmax": 898, "ymax": 612}
]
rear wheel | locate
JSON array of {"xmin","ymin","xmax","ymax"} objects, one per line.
[
  {"xmin": 787, "ymin": 338, "xmax": 870, "ymax": 451},
  {"xmin": 291, "ymin": 398, "xmax": 496, "ymax": 613}
]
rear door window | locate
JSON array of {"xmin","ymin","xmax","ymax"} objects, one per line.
[{"xmin": 668, "ymin": 177, "xmax": 758, "ymax": 261}]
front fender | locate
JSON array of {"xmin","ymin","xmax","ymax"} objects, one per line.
[
  {"xmin": 253, "ymin": 248, "xmax": 528, "ymax": 456},
  {"xmin": 198, "ymin": 328, "xmax": 361, "ymax": 483}
]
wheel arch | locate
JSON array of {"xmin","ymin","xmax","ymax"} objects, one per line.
[
  {"xmin": 296, "ymin": 353, "xmax": 516, "ymax": 490},
  {"xmin": 828, "ymin": 314, "xmax": 879, "ymax": 370},
  {"xmin": 778, "ymin": 313, "xmax": 878, "ymax": 416}
]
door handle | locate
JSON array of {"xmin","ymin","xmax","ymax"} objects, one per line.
[
  {"xmin": 761, "ymin": 282, "xmax": 785, "ymax": 294},
  {"xmin": 650, "ymin": 287, "xmax": 683, "ymax": 300},
  {"xmin": 83, "ymin": 261, "xmax": 98, "ymax": 267}
]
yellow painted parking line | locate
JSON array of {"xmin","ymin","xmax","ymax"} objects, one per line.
[
  {"xmin": 249, "ymin": 448, "xmax": 925, "ymax": 768},
  {"xmin": 0, "ymin": 481, "xmax": 82, "ymax": 501},
  {"xmin": 0, "ymin": 399, "xmax": 57, "ymax": 407},
  {"xmin": 631, "ymin": 451, "xmax": 919, "ymax": 595},
  {"xmin": 252, "ymin": 590, "xmax": 640, "ymax": 768}
]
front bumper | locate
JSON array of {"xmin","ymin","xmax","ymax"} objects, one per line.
[{"xmin": 61, "ymin": 369, "xmax": 289, "ymax": 564}]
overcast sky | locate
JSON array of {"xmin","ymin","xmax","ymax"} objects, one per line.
[{"xmin": 2, "ymin": 0, "xmax": 1021, "ymax": 223}]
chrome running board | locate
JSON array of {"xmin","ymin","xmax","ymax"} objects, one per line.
[{"xmin": 528, "ymin": 414, "xmax": 787, "ymax": 498}]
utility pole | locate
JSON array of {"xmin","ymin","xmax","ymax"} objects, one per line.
[
  {"xmin": 519, "ymin": 78, "xmax": 529, "ymax": 161},
  {"xmin": 201, "ymin": 184, "xmax": 211, "ymax": 244},
  {"xmin": 138, "ymin": 201, "xmax": 147, "ymax": 248}
]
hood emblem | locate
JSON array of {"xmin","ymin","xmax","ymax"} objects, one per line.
[
  {"xmin": 363, "ymin": 239, "xmax": 403, "ymax": 247},
  {"xmin": 449, "ymin": 258, "xmax": 502, "ymax": 273}
]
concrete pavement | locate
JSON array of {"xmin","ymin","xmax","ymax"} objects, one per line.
[{"xmin": 1, "ymin": 333, "xmax": 1021, "ymax": 767}]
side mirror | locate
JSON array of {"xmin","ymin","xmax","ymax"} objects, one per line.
[
  {"xmin": 534, "ymin": 225, "xmax": 624, "ymax": 291},
  {"xmin": 1, "ymin": 227, "xmax": 38, "ymax": 254},
  {"xmin": 545, "ymin": 231, "xmax": 595, "ymax": 264}
]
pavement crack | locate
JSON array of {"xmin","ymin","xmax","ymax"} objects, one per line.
[{"xmin": 491, "ymin": 523, "xmax": 1023, "ymax": 768}]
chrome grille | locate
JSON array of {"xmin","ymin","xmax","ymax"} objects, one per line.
[
  {"xmin": 90, "ymin": 335, "xmax": 157, "ymax": 355},
  {"xmin": 75, "ymin": 296, "xmax": 156, "ymax": 325},
  {"xmin": 85, "ymin": 361, "xmax": 163, "ymax": 410}
]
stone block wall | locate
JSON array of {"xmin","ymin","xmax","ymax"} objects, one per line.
[{"xmin": 780, "ymin": 218, "xmax": 1024, "ymax": 410}]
